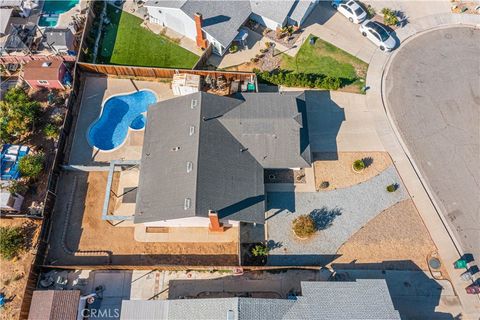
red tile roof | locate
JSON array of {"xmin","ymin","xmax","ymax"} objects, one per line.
[{"xmin": 23, "ymin": 59, "xmax": 63, "ymax": 81}]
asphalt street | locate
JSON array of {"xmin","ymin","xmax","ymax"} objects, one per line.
[{"xmin": 384, "ymin": 27, "xmax": 480, "ymax": 262}]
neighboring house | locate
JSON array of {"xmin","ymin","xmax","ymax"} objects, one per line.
[
  {"xmin": 43, "ymin": 28, "xmax": 75, "ymax": 53},
  {"xmin": 23, "ymin": 59, "xmax": 66, "ymax": 89},
  {"xmin": 108, "ymin": 91, "xmax": 312, "ymax": 241},
  {"xmin": 144, "ymin": 0, "xmax": 319, "ymax": 55},
  {"xmin": 120, "ymin": 279, "xmax": 401, "ymax": 319},
  {"xmin": 28, "ymin": 290, "xmax": 81, "ymax": 320},
  {"xmin": 0, "ymin": 0, "xmax": 38, "ymax": 17},
  {"xmin": 0, "ymin": 23, "xmax": 38, "ymax": 55},
  {"xmin": 0, "ymin": 8, "xmax": 13, "ymax": 36}
]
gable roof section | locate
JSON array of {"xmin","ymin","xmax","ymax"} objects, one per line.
[
  {"xmin": 220, "ymin": 92, "xmax": 311, "ymax": 168},
  {"xmin": 135, "ymin": 92, "xmax": 264, "ymax": 224},
  {"xmin": 135, "ymin": 91, "xmax": 310, "ymax": 224},
  {"xmin": 23, "ymin": 59, "xmax": 62, "ymax": 81}
]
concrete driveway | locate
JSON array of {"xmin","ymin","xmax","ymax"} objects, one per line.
[
  {"xmin": 284, "ymin": 89, "xmax": 385, "ymax": 153},
  {"xmin": 299, "ymin": 1, "xmax": 377, "ymax": 63},
  {"xmin": 384, "ymin": 27, "xmax": 480, "ymax": 262}
]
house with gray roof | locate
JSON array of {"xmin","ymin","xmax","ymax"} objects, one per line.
[
  {"xmin": 144, "ymin": 0, "xmax": 319, "ymax": 55},
  {"xmin": 132, "ymin": 91, "xmax": 311, "ymax": 241},
  {"xmin": 120, "ymin": 279, "xmax": 401, "ymax": 319},
  {"xmin": 42, "ymin": 28, "xmax": 75, "ymax": 53}
]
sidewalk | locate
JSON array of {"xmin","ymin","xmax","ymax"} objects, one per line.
[{"xmin": 365, "ymin": 12, "xmax": 480, "ymax": 318}]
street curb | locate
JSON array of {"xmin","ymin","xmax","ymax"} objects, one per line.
[{"xmin": 366, "ymin": 12, "xmax": 480, "ymax": 315}]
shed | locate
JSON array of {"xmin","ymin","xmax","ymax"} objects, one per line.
[
  {"xmin": 28, "ymin": 290, "xmax": 81, "ymax": 320},
  {"xmin": 171, "ymin": 73, "xmax": 200, "ymax": 96},
  {"xmin": 23, "ymin": 59, "xmax": 66, "ymax": 90}
]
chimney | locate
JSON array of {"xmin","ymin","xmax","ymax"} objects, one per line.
[
  {"xmin": 194, "ymin": 13, "xmax": 208, "ymax": 49},
  {"xmin": 208, "ymin": 210, "xmax": 225, "ymax": 232}
]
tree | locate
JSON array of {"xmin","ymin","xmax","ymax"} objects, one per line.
[
  {"xmin": 381, "ymin": 8, "xmax": 399, "ymax": 26},
  {"xmin": 292, "ymin": 214, "xmax": 316, "ymax": 238},
  {"xmin": 251, "ymin": 244, "xmax": 269, "ymax": 257},
  {"xmin": 0, "ymin": 227, "xmax": 24, "ymax": 260},
  {"xmin": 43, "ymin": 123, "xmax": 60, "ymax": 140},
  {"xmin": 0, "ymin": 87, "xmax": 40, "ymax": 142},
  {"xmin": 19, "ymin": 153, "xmax": 45, "ymax": 179}
]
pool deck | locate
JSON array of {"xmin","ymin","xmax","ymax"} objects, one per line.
[{"xmin": 67, "ymin": 76, "xmax": 174, "ymax": 166}]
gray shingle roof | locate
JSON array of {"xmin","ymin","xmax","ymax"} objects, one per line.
[
  {"xmin": 120, "ymin": 280, "xmax": 401, "ymax": 320},
  {"xmin": 44, "ymin": 28, "xmax": 74, "ymax": 50},
  {"xmin": 134, "ymin": 91, "xmax": 310, "ymax": 224},
  {"xmin": 144, "ymin": 0, "xmax": 317, "ymax": 47}
]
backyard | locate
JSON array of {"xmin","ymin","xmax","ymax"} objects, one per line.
[
  {"xmin": 95, "ymin": 4, "xmax": 199, "ymax": 68},
  {"xmin": 280, "ymin": 35, "xmax": 368, "ymax": 92}
]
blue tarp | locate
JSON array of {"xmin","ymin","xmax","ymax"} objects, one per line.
[{"xmin": 1, "ymin": 144, "xmax": 29, "ymax": 181}]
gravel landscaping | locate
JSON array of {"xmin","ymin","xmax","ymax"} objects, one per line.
[{"xmin": 266, "ymin": 165, "xmax": 408, "ymax": 266}]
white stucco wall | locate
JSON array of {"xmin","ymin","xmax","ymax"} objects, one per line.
[
  {"xmin": 144, "ymin": 216, "xmax": 240, "ymax": 228},
  {"xmin": 146, "ymin": 6, "xmax": 197, "ymax": 40}
]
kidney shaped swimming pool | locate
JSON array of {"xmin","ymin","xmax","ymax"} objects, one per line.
[{"xmin": 88, "ymin": 90, "xmax": 157, "ymax": 151}]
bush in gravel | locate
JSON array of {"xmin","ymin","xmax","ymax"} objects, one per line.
[
  {"xmin": 43, "ymin": 123, "xmax": 60, "ymax": 140},
  {"xmin": 0, "ymin": 226, "xmax": 25, "ymax": 260},
  {"xmin": 319, "ymin": 181, "xmax": 330, "ymax": 189},
  {"xmin": 19, "ymin": 153, "xmax": 45, "ymax": 179},
  {"xmin": 381, "ymin": 8, "xmax": 399, "ymax": 26},
  {"xmin": 229, "ymin": 44, "xmax": 239, "ymax": 53},
  {"xmin": 292, "ymin": 214, "xmax": 317, "ymax": 238},
  {"xmin": 386, "ymin": 183, "xmax": 398, "ymax": 192},
  {"xmin": 352, "ymin": 159, "xmax": 366, "ymax": 172},
  {"xmin": 251, "ymin": 244, "xmax": 269, "ymax": 256}
]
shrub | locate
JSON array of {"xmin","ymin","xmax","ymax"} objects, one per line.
[
  {"xmin": 251, "ymin": 244, "xmax": 269, "ymax": 257},
  {"xmin": 353, "ymin": 159, "xmax": 366, "ymax": 172},
  {"xmin": 0, "ymin": 227, "xmax": 24, "ymax": 260},
  {"xmin": 319, "ymin": 181, "xmax": 330, "ymax": 189},
  {"xmin": 255, "ymin": 70, "xmax": 343, "ymax": 90},
  {"xmin": 386, "ymin": 184, "xmax": 397, "ymax": 192},
  {"xmin": 6, "ymin": 180, "xmax": 28, "ymax": 195},
  {"xmin": 366, "ymin": 4, "xmax": 376, "ymax": 17},
  {"xmin": 265, "ymin": 42, "xmax": 272, "ymax": 48},
  {"xmin": 260, "ymin": 48, "xmax": 268, "ymax": 53},
  {"xmin": 19, "ymin": 153, "xmax": 45, "ymax": 179},
  {"xmin": 292, "ymin": 214, "xmax": 316, "ymax": 238},
  {"xmin": 381, "ymin": 8, "xmax": 399, "ymax": 26},
  {"xmin": 0, "ymin": 87, "xmax": 41, "ymax": 143},
  {"xmin": 43, "ymin": 123, "xmax": 60, "ymax": 140},
  {"xmin": 229, "ymin": 44, "xmax": 239, "ymax": 53}
]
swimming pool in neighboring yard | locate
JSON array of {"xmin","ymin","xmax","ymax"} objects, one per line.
[
  {"xmin": 88, "ymin": 90, "xmax": 157, "ymax": 151},
  {"xmin": 38, "ymin": 0, "xmax": 79, "ymax": 27}
]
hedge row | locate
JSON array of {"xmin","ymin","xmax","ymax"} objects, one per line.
[{"xmin": 254, "ymin": 69, "xmax": 343, "ymax": 90}]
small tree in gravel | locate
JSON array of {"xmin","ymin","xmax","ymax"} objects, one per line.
[
  {"xmin": 292, "ymin": 214, "xmax": 316, "ymax": 238},
  {"xmin": 352, "ymin": 159, "xmax": 366, "ymax": 172},
  {"xmin": 0, "ymin": 226, "xmax": 25, "ymax": 260},
  {"xmin": 251, "ymin": 244, "xmax": 269, "ymax": 257},
  {"xmin": 386, "ymin": 183, "xmax": 398, "ymax": 192},
  {"xmin": 19, "ymin": 153, "xmax": 45, "ymax": 179}
]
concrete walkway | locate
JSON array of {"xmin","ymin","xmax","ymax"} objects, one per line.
[{"xmin": 365, "ymin": 12, "xmax": 480, "ymax": 317}]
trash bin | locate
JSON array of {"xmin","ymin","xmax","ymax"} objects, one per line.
[
  {"xmin": 454, "ymin": 259, "xmax": 467, "ymax": 269},
  {"xmin": 460, "ymin": 270, "xmax": 472, "ymax": 281}
]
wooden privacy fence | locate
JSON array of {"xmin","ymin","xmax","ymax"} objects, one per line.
[{"xmin": 77, "ymin": 62, "xmax": 256, "ymax": 82}]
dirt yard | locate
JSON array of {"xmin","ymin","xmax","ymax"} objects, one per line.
[
  {"xmin": 46, "ymin": 172, "xmax": 238, "ymax": 266},
  {"xmin": 333, "ymin": 199, "xmax": 438, "ymax": 271},
  {"xmin": 314, "ymin": 152, "xmax": 392, "ymax": 191},
  {"xmin": 0, "ymin": 218, "xmax": 41, "ymax": 320}
]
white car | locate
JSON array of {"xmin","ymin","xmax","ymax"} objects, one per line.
[
  {"xmin": 332, "ymin": 0, "xmax": 367, "ymax": 24},
  {"xmin": 359, "ymin": 20, "xmax": 397, "ymax": 51}
]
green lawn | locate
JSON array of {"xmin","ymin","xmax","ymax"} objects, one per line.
[
  {"xmin": 280, "ymin": 35, "xmax": 368, "ymax": 91},
  {"xmin": 97, "ymin": 5, "xmax": 199, "ymax": 68}
]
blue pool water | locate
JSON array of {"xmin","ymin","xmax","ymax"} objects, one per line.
[
  {"xmin": 88, "ymin": 90, "xmax": 157, "ymax": 151},
  {"xmin": 39, "ymin": 0, "xmax": 79, "ymax": 27}
]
